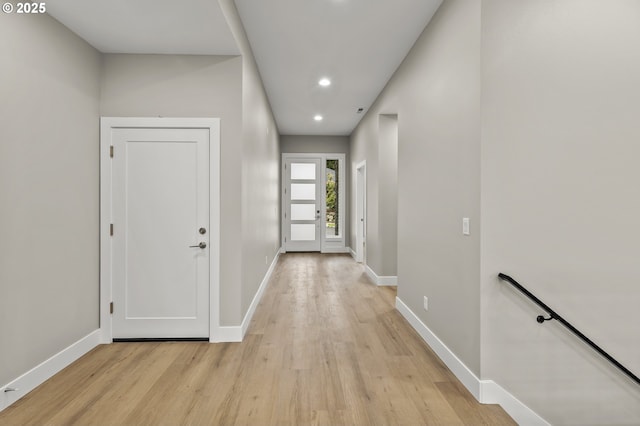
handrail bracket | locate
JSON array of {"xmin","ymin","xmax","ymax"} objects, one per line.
[{"xmin": 536, "ymin": 315, "xmax": 553, "ymax": 323}]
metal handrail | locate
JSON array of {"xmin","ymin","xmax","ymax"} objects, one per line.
[{"xmin": 498, "ymin": 272, "xmax": 640, "ymax": 386}]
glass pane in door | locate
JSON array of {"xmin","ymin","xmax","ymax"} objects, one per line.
[
  {"xmin": 291, "ymin": 183, "xmax": 316, "ymax": 200},
  {"xmin": 326, "ymin": 159, "xmax": 340, "ymax": 237},
  {"xmin": 291, "ymin": 224, "xmax": 316, "ymax": 241},
  {"xmin": 291, "ymin": 163, "xmax": 316, "ymax": 180},
  {"xmin": 291, "ymin": 204, "xmax": 316, "ymax": 221}
]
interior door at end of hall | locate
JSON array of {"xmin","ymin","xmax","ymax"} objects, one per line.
[
  {"xmin": 111, "ymin": 127, "xmax": 210, "ymax": 339},
  {"xmin": 285, "ymin": 158, "xmax": 322, "ymax": 252}
]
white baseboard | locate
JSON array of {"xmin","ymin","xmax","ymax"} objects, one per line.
[
  {"xmin": 0, "ymin": 329, "xmax": 102, "ymax": 413},
  {"xmin": 480, "ymin": 380, "xmax": 549, "ymax": 425},
  {"xmin": 365, "ymin": 264, "xmax": 397, "ymax": 286},
  {"xmin": 395, "ymin": 297, "xmax": 480, "ymax": 397},
  {"xmin": 240, "ymin": 248, "xmax": 281, "ymax": 338},
  {"xmin": 212, "ymin": 249, "xmax": 281, "ymax": 343},
  {"xmin": 350, "ymin": 248, "xmax": 357, "ymax": 260},
  {"xmin": 214, "ymin": 326, "xmax": 243, "ymax": 343},
  {"xmin": 395, "ymin": 297, "xmax": 549, "ymax": 426},
  {"xmin": 321, "ymin": 247, "xmax": 351, "ymax": 254}
]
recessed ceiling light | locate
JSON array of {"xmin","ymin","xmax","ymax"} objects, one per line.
[
  {"xmin": 314, "ymin": 115, "xmax": 323, "ymax": 121},
  {"xmin": 318, "ymin": 78, "xmax": 331, "ymax": 87}
]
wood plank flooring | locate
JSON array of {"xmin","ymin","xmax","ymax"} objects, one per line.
[{"xmin": 0, "ymin": 253, "xmax": 515, "ymax": 425}]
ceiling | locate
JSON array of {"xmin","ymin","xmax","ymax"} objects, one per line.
[
  {"xmin": 47, "ymin": 0, "xmax": 240, "ymax": 55},
  {"xmin": 47, "ymin": 0, "xmax": 442, "ymax": 136}
]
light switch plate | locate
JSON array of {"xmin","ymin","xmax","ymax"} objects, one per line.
[{"xmin": 463, "ymin": 218, "xmax": 470, "ymax": 236}]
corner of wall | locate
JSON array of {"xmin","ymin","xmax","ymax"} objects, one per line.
[{"xmin": 395, "ymin": 296, "xmax": 549, "ymax": 426}]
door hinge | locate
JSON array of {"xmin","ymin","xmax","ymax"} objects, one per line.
[
  {"xmin": 110, "ymin": 223, "xmax": 114, "ymax": 236},
  {"xmin": 109, "ymin": 146, "xmax": 114, "ymax": 158},
  {"xmin": 110, "ymin": 302, "xmax": 114, "ymax": 314},
  {"xmin": 284, "ymin": 237, "xmax": 287, "ymax": 242},
  {"xmin": 284, "ymin": 212, "xmax": 287, "ymax": 218}
]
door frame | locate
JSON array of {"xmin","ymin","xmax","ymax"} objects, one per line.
[
  {"xmin": 281, "ymin": 153, "xmax": 347, "ymax": 253},
  {"xmin": 355, "ymin": 160, "xmax": 367, "ymax": 263},
  {"xmin": 99, "ymin": 117, "xmax": 221, "ymax": 343}
]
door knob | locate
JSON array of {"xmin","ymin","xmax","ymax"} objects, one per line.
[
  {"xmin": 189, "ymin": 242, "xmax": 207, "ymax": 249},
  {"xmin": 199, "ymin": 227, "xmax": 207, "ymax": 235}
]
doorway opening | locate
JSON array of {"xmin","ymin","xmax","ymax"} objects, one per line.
[
  {"xmin": 282, "ymin": 153, "xmax": 346, "ymax": 253},
  {"xmin": 100, "ymin": 117, "xmax": 221, "ymax": 343}
]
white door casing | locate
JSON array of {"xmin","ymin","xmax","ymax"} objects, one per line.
[
  {"xmin": 356, "ymin": 161, "xmax": 366, "ymax": 263},
  {"xmin": 100, "ymin": 118, "xmax": 220, "ymax": 342}
]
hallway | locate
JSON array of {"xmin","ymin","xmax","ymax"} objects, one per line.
[{"xmin": 0, "ymin": 254, "xmax": 514, "ymax": 425}]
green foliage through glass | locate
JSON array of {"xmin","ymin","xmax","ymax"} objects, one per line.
[{"xmin": 326, "ymin": 160, "xmax": 339, "ymax": 237}]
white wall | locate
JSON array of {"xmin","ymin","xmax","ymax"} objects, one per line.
[
  {"xmin": 350, "ymin": 0, "xmax": 481, "ymax": 372},
  {"xmin": 1, "ymin": 0, "xmax": 279, "ymax": 396},
  {"xmin": 101, "ymin": 48, "xmax": 282, "ymax": 327},
  {"xmin": 377, "ymin": 115, "xmax": 398, "ymax": 275},
  {"xmin": 349, "ymin": 117, "xmax": 398, "ymax": 278},
  {"xmin": 350, "ymin": 121, "xmax": 381, "ymax": 273},
  {"xmin": 281, "ymin": 135, "xmax": 350, "ymax": 155},
  {"xmin": 481, "ymin": 1, "xmax": 640, "ymax": 423},
  {"xmin": 100, "ymin": 53, "xmax": 246, "ymax": 325},
  {"xmin": 219, "ymin": 0, "xmax": 281, "ymax": 321},
  {"xmin": 239, "ymin": 38, "xmax": 281, "ymax": 319},
  {"xmin": 353, "ymin": 4, "xmax": 640, "ymax": 422},
  {"xmin": 0, "ymin": 11, "xmax": 101, "ymax": 385}
]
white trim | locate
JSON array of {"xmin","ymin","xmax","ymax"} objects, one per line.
[
  {"xmin": 480, "ymin": 381, "xmax": 549, "ymax": 426},
  {"xmin": 1, "ymin": 330, "xmax": 101, "ymax": 413},
  {"xmin": 214, "ymin": 326, "xmax": 243, "ymax": 343},
  {"xmin": 377, "ymin": 276, "xmax": 398, "ymax": 286},
  {"xmin": 207, "ymin": 119, "xmax": 222, "ymax": 344},
  {"xmin": 350, "ymin": 248, "xmax": 357, "ymax": 260},
  {"xmin": 365, "ymin": 264, "xmax": 397, "ymax": 286},
  {"xmin": 241, "ymin": 249, "xmax": 281, "ymax": 338},
  {"xmin": 321, "ymin": 154, "xmax": 346, "ymax": 251},
  {"xmin": 211, "ymin": 248, "xmax": 281, "ymax": 342},
  {"xmin": 99, "ymin": 120, "xmax": 113, "ymax": 344},
  {"xmin": 395, "ymin": 297, "xmax": 549, "ymax": 426},
  {"xmin": 100, "ymin": 117, "xmax": 221, "ymax": 343},
  {"xmin": 355, "ymin": 160, "xmax": 366, "ymax": 263},
  {"xmin": 321, "ymin": 247, "xmax": 352, "ymax": 254},
  {"xmin": 396, "ymin": 296, "xmax": 480, "ymax": 396}
]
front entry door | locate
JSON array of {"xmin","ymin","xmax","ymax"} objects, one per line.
[
  {"xmin": 111, "ymin": 128, "xmax": 210, "ymax": 338},
  {"xmin": 284, "ymin": 158, "xmax": 322, "ymax": 251}
]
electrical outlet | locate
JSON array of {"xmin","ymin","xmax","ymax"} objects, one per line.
[{"xmin": 423, "ymin": 296, "xmax": 428, "ymax": 311}]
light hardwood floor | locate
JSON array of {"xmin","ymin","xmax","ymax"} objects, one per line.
[{"xmin": 0, "ymin": 253, "xmax": 515, "ymax": 425}]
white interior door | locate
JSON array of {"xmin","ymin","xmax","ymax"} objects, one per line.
[
  {"xmin": 284, "ymin": 158, "xmax": 322, "ymax": 251},
  {"xmin": 111, "ymin": 128, "xmax": 209, "ymax": 338}
]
